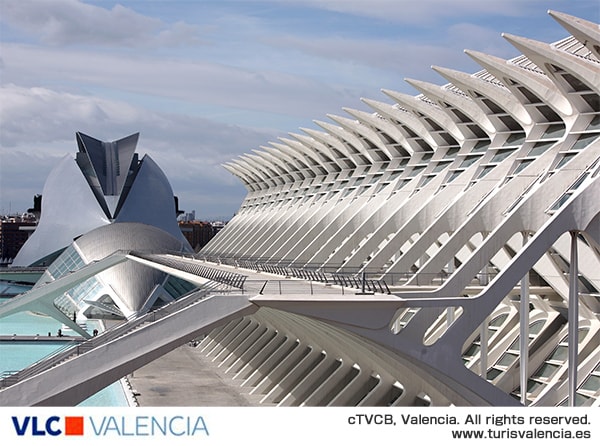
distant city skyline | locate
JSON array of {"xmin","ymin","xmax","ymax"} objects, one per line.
[{"xmin": 1, "ymin": 0, "xmax": 598, "ymax": 220}]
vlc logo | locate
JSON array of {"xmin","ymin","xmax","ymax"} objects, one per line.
[{"xmin": 12, "ymin": 416, "xmax": 84, "ymax": 436}]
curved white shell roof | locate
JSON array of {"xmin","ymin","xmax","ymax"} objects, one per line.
[{"xmin": 13, "ymin": 133, "xmax": 191, "ymax": 266}]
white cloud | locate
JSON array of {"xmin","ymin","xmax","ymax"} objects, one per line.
[
  {"xmin": 264, "ymin": 34, "xmax": 483, "ymax": 82},
  {"xmin": 1, "ymin": 0, "xmax": 201, "ymax": 47},
  {"xmin": 0, "ymin": 84, "xmax": 140, "ymax": 148},
  {"xmin": 0, "ymin": 43, "xmax": 358, "ymax": 119},
  {"xmin": 285, "ymin": 0, "xmax": 549, "ymax": 23}
]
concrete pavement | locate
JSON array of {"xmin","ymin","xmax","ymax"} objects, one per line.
[{"xmin": 127, "ymin": 343, "xmax": 258, "ymax": 406}]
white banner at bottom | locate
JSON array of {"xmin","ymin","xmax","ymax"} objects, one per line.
[{"xmin": 0, "ymin": 406, "xmax": 597, "ymax": 445}]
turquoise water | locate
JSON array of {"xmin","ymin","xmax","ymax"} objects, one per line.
[
  {"xmin": 0, "ymin": 296, "xmax": 131, "ymax": 406},
  {"xmin": 0, "ymin": 304, "xmax": 63, "ymax": 336},
  {"xmin": 1, "ymin": 341, "xmax": 74, "ymax": 372}
]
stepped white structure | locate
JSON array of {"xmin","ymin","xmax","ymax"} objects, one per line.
[{"xmin": 195, "ymin": 10, "xmax": 600, "ymax": 407}]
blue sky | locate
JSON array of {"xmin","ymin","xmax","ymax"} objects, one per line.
[{"xmin": 1, "ymin": 0, "xmax": 598, "ymax": 220}]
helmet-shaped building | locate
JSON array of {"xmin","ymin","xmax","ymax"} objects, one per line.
[
  {"xmin": 13, "ymin": 132, "xmax": 190, "ymax": 267},
  {"xmin": 7, "ymin": 133, "xmax": 193, "ymax": 336}
]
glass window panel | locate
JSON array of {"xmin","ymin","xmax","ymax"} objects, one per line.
[
  {"xmin": 498, "ymin": 115, "xmax": 522, "ymax": 131},
  {"xmin": 420, "ymin": 151, "xmax": 433, "ymax": 161},
  {"xmin": 513, "ymin": 159, "xmax": 532, "ymax": 174},
  {"xmin": 452, "ymin": 108, "xmax": 472, "ymax": 123},
  {"xmin": 559, "ymin": 393, "xmax": 590, "ymax": 407},
  {"xmin": 487, "ymin": 368, "xmax": 503, "ymax": 381},
  {"xmin": 527, "ymin": 379, "xmax": 543, "ymax": 393},
  {"xmin": 535, "ymin": 362, "xmax": 560, "ymax": 378},
  {"xmin": 505, "ymin": 132, "xmax": 526, "ymax": 146},
  {"xmin": 419, "ymin": 176, "xmax": 434, "ymax": 187},
  {"xmin": 528, "ymin": 141, "xmax": 554, "ymax": 157},
  {"xmin": 571, "ymin": 133, "xmax": 599, "ymax": 151},
  {"xmin": 447, "ymin": 170, "xmax": 462, "ymax": 182},
  {"xmin": 490, "ymin": 313, "xmax": 508, "ymax": 327},
  {"xmin": 548, "ymin": 345, "xmax": 569, "ymax": 362},
  {"xmin": 440, "ymin": 133, "xmax": 458, "ymax": 146},
  {"xmin": 518, "ymin": 87, "xmax": 541, "ymax": 103},
  {"xmin": 492, "ymin": 149, "xmax": 515, "ymax": 162},
  {"xmin": 561, "ymin": 73, "xmax": 590, "ymax": 92},
  {"xmin": 536, "ymin": 105, "xmax": 561, "ymax": 122},
  {"xmin": 550, "ymin": 193, "xmax": 572, "ymax": 211},
  {"xmin": 473, "ymin": 140, "xmax": 491, "ymax": 152},
  {"xmin": 482, "ymin": 98, "xmax": 505, "ymax": 114},
  {"xmin": 468, "ymin": 125, "xmax": 488, "ymax": 138},
  {"xmin": 587, "ymin": 115, "xmax": 600, "ymax": 130},
  {"xmin": 445, "ymin": 147, "xmax": 460, "ymax": 157},
  {"xmin": 464, "ymin": 344, "xmax": 480, "ymax": 357},
  {"xmin": 477, "ymin": 166, "xmax": 495, "ymax": 179},
  {"xmin": 408, "ymin": 166, "xmax": 425, "ymax": 177},
  {"xmin": 433, "ymin": 161, "xmax": 451, "ymax": 172},
  {"xmin": 460, "ymin": 156, "xmax": 480, "ymax": 168},
  {"xmin": 541, "ymin": 124, "xmax": 565, "ymax": 139},
  {"xmin": 580, "ymin": 374, "xmax": 600, "ymax": 392},
  {"xmin": 498, "ymin": 352, "xmax": 518, "ymax": 367},
  {"xmin": 570, "ymin": 173, "xmax": 590, "ymax": 191},
  {"xmin": 529, "ymin": 320, "xmax": 545, "ymax": 335},
  {"xmin": 582, "ymin": 94, "xmax": 599, "ymax": 110}
]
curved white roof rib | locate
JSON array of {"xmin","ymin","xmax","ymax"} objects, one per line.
[
  {"xmin": 382, "ymin": 88, "xmax": 464, "ymax": 148},
  {"xmin": 431, "ymin": 65, "xmax": 533, "ymax": 130},
  {"xmin": 548, "ymin": 10, "xmax": 600, "ymax": 59},
  {"xmin": 405, "ymin": 78, "xmax": 497, "ymax": 145}
]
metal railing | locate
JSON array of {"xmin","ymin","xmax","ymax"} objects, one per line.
[
  {"xmin": 131, "ymin": 252, "xmax": 247, "ymax": 289},
  {"xmin": 195, "ymin": 255, "xmax": 397, "ymax": 293},
  {"xmin": 193, "ymin": 254, "xmax": 505, "ymax": 288},
  {"xmin": 236, "ymin": 278, "xmax": 389, "ymax": 295}
]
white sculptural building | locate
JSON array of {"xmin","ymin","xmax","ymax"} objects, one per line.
[
  {"xmin": 195, "ymin": 10, "xmax": 599, "ymax": 407},
  {"xmin": 4, "ymin": 133, "xmax": 193, "ymax": 336},
  {"xmin": 0, "ymin": 10, "xmax": 598, "ymax": 407}
]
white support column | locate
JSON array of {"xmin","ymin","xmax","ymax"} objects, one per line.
[
  {"xmin": 446, "ymin": 259, "xmax": 455, "ymax": 328},
  {"xmin": 480, "ymin": 316, "xmax": 489, "ymax": 378},
  {"xmin": 446, "ymin": 307, "xmax": 455, "ymax": 328},
  {"xmin": 520, "ymin": 231, "xmax": 530, "ymax": 406},
  {"xmin": 568, "ymin": 231, "xmax": 579, "ymax": 407}
]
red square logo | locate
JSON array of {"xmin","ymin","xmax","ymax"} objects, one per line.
[{"xmin": 65, "ymin": 416, "xmax": 84, "ymax": 436}]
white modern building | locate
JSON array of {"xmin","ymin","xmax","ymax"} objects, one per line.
[
  {"xmin": 12, "ymin": 132, "xmax": 191, "ymax": 268},
  {"xmin": 0, "ymin": 10, "xmax": 598, "ymax": 407},
  {"xmin": 195, "ymin": 10, "xmax": 599, "ymax": 407},
  {"xmin": 2, "ymin": 133, "xmax": 193, "ymax": 336}
]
